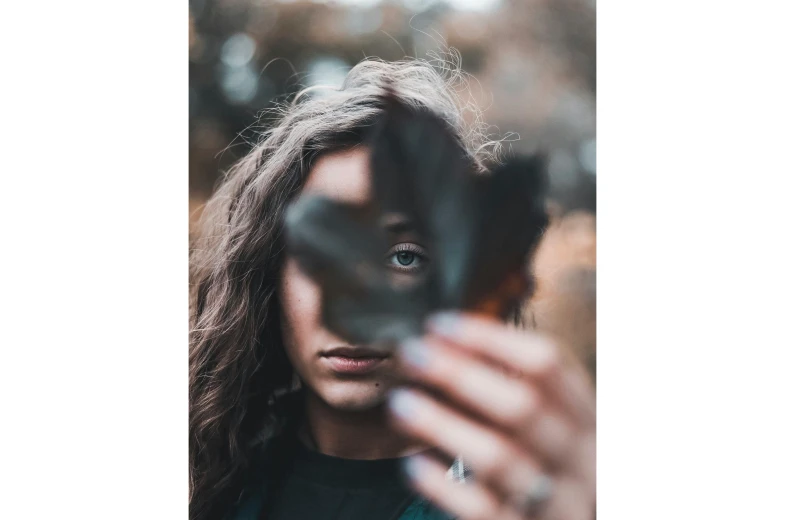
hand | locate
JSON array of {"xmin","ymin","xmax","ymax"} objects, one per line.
[{"xmin": 388, "ymin": 312, "xmax": 596, "ymax": 520}]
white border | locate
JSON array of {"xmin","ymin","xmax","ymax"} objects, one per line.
[
  {"xmin": 2, "ymin": 1, "xmax": 785, "ymax": 518},
  {"xmin": 2, "ymin": 1, "xmax": 188, "ymax": 518},
  {"xmin": 599, "ymin": 1, "xmax": 785, "ymax": 518}
]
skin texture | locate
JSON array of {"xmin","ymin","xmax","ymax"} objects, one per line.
[
  {"xmin": 279, "ymin": 147, "xmax": 385, "ymax": 412},
  {"xmin": 278, "ymin": 147, "xmax": 421, "ymax": 459},
  {"xmin": 278, "ymin": 147, "xmax": 596, "ymax": 518},
  {"xmin": 391, "ymin": 316, "xmax": 596, "ymax": 520}
]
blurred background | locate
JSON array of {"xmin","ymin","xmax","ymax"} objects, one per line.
[{"xmin": 189, "ymin": 0, "xmax": 596, "ymax": 379}]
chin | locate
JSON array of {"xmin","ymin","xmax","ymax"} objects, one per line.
[{"xmin": 318, "ymin": 380, "xmax": 390, "ymax": 411}]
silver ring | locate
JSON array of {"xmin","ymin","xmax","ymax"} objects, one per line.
[{"xmin": 516, "ymin": 473, "xmax": 553, "ymax": 517}]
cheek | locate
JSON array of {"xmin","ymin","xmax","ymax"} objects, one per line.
[{"xmin": 279, "ymin": 258, "xmax": 322, "ymax": 356}]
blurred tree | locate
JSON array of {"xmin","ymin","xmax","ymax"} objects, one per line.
[{"xmin": 189, "ymin": 0, "xmax": 597, "ymax": 375}]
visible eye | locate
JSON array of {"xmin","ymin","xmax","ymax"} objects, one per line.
[{"xmin": 385, "ymin": 243, "xmax": 429, "ymax": 274}]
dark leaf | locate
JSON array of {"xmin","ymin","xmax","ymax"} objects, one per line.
[
  {"xmin": 285, "ymin": 196, "xmax": 388, "ymax": 295},
  {"xmin": 284, "ymin": 91, "xmax": 548, "ymax": 346}
]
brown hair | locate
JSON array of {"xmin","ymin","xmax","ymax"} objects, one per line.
[{"xmin": 189, "ymin": 56, "xmax": 497, "ymax": 520}]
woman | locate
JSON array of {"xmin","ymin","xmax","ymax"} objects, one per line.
[{"xmin": 190, "ymin": 57, "xmax": 596, "ymax": 520}]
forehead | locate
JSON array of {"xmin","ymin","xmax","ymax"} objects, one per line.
[{"xmin": 303, "ymin": 146, "xmax": 372, "ymax": 204}]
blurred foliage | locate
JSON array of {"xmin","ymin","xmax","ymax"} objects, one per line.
[
  {"xmin": 189, "ymin": 0, "xmax": 596, "ymax": 378},
  {"xmin": 189, "ymin": 0, "xmax": 595, "ymax": 206},
  {"xmin": 191, "ymin": 0, "xmax": 491, "ymax": 198}
]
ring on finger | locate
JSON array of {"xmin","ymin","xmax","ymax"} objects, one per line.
[{"xmin": 512, "ymin": 473, "xmax": 553, "ymax": 518}]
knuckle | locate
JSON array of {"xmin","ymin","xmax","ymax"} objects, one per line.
[
  {"xmin": 477, "ymin": 439, "xmax": 510, "ymax": 477},
  {"xmin": 534, "ymin": 413, "xmax": 572, "ymax": 453},
  {"xmin": 463, "ymin": 503, "xmax": 494, "ymax": 520},
  {"xmin": 534, "ymin": 337, "xmax": 561, "ymax": 375},
  {"xmin": 514, "ymin": 331, "xmax": 561, "ymax": 376},
  {"xmin": 464, "ymin": 491, "xmax": 502, "ymax": 520},
  {"xmin": 500, "ymin": 384, "xmax": 540, "ymax": 427}
]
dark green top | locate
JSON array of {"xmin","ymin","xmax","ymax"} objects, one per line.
[
  {"xmin": 228, "ymin": 392, "xmax": 455, "ymax": 520},
  {"xmin": 230, "ymin": 437, "xmax": 452, "ymax": 520}
]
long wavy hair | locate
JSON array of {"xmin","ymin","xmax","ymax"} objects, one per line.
[{"xmin": 189, "ymin": 56, "xmax": 509, "ymax": 520}]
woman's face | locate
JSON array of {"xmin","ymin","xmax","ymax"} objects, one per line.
[{"xmin": 279, "ymin": 147, "xmax": 428, "ymax": 411}]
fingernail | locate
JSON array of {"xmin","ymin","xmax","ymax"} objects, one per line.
[
  {"xmin": 399, "ymin": 338, "xmax": 430, "ymax": 370},
  {"xmin": 401, "ymin": 454, "xmax": 426, "ymax": 481},
  {"xmin": 388, "ymin": 388, "xmax": 420, "ymax": 421},
  {"xmin": 426, "ymin": 311, "xmax": 461, "ymax": 337}
]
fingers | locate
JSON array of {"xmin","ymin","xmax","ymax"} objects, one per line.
[
  {"xmin": 402, "ymin": 453, "xmax": 520, "ymax": 520},
  {"xmin": 426, "ymin": 312, "xmax": 559, "ymax": 377},
  {"xmin": 388, "ymin": 388, "xmax": 542, "ymax": 498},
  {"xmin": 572, "ymin": 431, "xmax": 596, "ymax": 492},
  {"xmin": 403, "ymin": 453, "xmax": 594, "ymax": 520},
  {"xmin": 538, "ymin": 477, "xmax": 595, "ymax": 520},
  {"xmin": 425, "ymin": 312, "xmax": 596, "ymax": 427},
  {"xmin": 397, "ymin": 337, "xmax": 578, "ymax": 469},
  {"xmin": 398, "ymin": 337, "xmax": 541, "ymax": 432},
  {"xmin": 391, "ymin": 313, "xmax": 596, "ymax": 520}
]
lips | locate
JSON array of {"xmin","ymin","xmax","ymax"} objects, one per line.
[{"xmin": 320, "ymin": 345, "xmax": 390, "ymax": 375}]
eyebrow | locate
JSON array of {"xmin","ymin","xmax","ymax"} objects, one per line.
[{"xmin": 380, "ymin": 213, "xmax": 415, "ymax": 234}]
